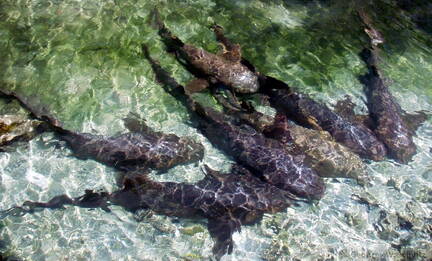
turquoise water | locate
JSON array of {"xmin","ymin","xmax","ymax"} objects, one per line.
[{"xmin": 0, "ymin": 0, "xmax": 431, "ymax": 260}]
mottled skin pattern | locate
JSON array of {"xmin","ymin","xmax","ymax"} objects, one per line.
[
  {"xmin": 264, "ymin": 113, "xmax": 368, "ymax": 181},
  {"xmin": 360, "ymin": 48, "xmax": 416, "ymax": 164},
  {"xmin": 153, "ymin": 10, "xmax": 259, "ymax": 94},
  {"xmin": 0, "ymin": 115, "xmax": 42, "ymax": 147},
  {"xmin": 267, "ymin": 87, "xmax": 387, "ymax": 161},
  {"xmin": 182, "ymin": 44, "xmax": 259, "ymax": 93},
  {"xmin": 357, "ymin": 9, "xmax": 385, "ymax": 47},
  {"xmin": 0, "ymin": 90, "xmax": 204, "ymax": 172},
  {"xmin": 142, "ymin": 43, "xmax": 324, "ymax": 199},
  {"xmin": 224, "ymin": 103, "xmax": 368, "ymax": 181},
  {"xmin": 114, "ymin": 166, "xmax": 294, "ymax": 258},
  {"xmin": 192, "ymin": 101, "xmax": 325, "ymax": 199},
  {"xmin": 9, "ymin": 165, "xmax": 295, "ymax": 259},
  {"xmin": 59, "ymin": 128, "xmax": 204, "ymax": 172}
]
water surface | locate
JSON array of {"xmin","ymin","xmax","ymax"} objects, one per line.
[{"xmin": 0, "ymin": 0, "xmax": 431, "ymax": 260}]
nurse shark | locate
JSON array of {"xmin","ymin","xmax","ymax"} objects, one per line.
[
  {"xmin": 1, "ymin": 165, "xmax": 296, "ymax": 260},
  {"xmin": 0, "ymin": 89, "xmax": 204, "ymax": 172}
]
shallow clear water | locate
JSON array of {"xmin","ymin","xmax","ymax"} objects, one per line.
[{"xmin": 0, "ymin": 0, "xmax": 431, "ymax": 260}]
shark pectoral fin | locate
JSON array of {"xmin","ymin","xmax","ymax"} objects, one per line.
[
  {"xmin": 185, "ymin": 78, "xmax": 209, "ymax": 95},
  {"xmin": 402, "ymin": 110, "xmax": 430, "ymax": 135},
  {"xmin": 211, "ymin": 24, "xmax": 242, "ymax": 63},
  {"xmin": 305, "ymin": 116, "xmax": 323, "ymax": 131},
  {"xmin": 334, "ymin": 95, "xmax": 359, "ymax": 121},
  {"xmin": 208, "ymin": 216, "xmax": 241, "ymax": 260},
  {"xmin": 213, "ymin": 84, "xmax": 243, "ymax": 112},
  {"xmin": 221, "ymin": 49, "xmax": 241, "ymax": 63},
  {"xmin": 123, "ymin": 113, "xmax": 158, "ymax": 136},
  {"xmin": 201, "ymin": 164, "xmax": 226, "ymax": 182}
]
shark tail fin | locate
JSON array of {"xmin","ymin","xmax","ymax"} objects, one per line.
[
  {"xmin": 149, "ymin": 8, "xmax": 184, "ymax": 52},
  {"xmin": 0, "ymin": 190, "xmax": 112, "ymax": 219},
  {"xmin": 208, "ymin": 217, "xmax": 241, "ymax": 260}
]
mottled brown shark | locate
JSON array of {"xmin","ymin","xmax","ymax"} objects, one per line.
[
  {"xmin": 0, "ymin": 89, "xmax": 204, "ymax": 172},
  {"xmin": 142, "ymin": 44, "xmax": 325, "ymax": 199},
  {"xmin": 222, "ymin": 102, "xmax": 368, "ymax": 182},
  {"xmin": 264, "ymin": 86, "xmax": 387, "ymax": 161},
  {"xmin": 152, "ymin": 9, "xmax": 259, "ymax": 94},
  {"xmin": 357, "ymin": 10, "xmax": 426, "ymax": 164},
  {"xmin": 359, "ymin": 48, "xmax": 417, "ymax": 164},
  {"xmin": 2, "ymin": 165, "xmax": 296, "ymax": 259}
]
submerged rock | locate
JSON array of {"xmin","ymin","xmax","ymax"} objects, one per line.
[{"xmin": 0, "ymin": 114, "xmax": 42, "ymax": 147}]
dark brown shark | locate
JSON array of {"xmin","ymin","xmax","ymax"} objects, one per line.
[
  {"xmin": 192, "ymin": 101, "xmax": 325, "ymax": 199},
  {"xmin": 2, "ymin": 165, "xmax": 295, "ymax": 259},
  {"xmin": 265, "ymin": 86, "xmax": 387, "ymax": 161},
  {"xmin": 142, "ymin": 44, "xmax": 325, "ymax": 199},
  {"xmin": 0, "ymin": 89, "xmax": 204, "ymax": 172},
  {"xmin": 357, "ymin": 10, "xmax": 424, "ymax": 164},
  {"xmin": 359, "ymin": 48, "xmax": 417, "ymax": 164},
  {"xmin": 56, "ymin": 122, "xmax": 204, "ymax": 172},
  {"xmin": 222, "ymin": 102, "xmax": 368, "ymax": 182}
]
